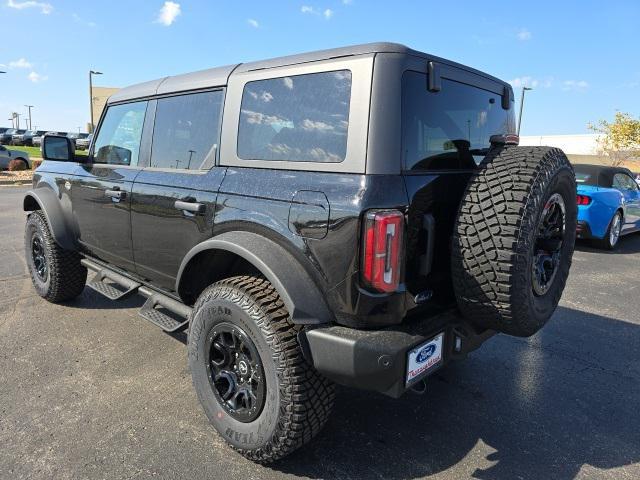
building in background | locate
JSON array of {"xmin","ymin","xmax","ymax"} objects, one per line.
[
  {"xmin": 520, "ymin": 134, "xmax": 639, "ymax": 171},
  {"xmin": 87, "ymin": 86, "xmax": 119, "ymax": 133}
]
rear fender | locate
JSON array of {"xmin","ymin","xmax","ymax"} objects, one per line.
[{"xmin": 176, "ymin": 231, "xmax": 333, "ymax": 325}]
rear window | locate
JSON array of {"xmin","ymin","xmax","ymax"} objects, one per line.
[
  {"xmin": 237, "ymin": 70, "xmax": 351, "ymax": 163},
  {"xmin": 575, "ymin": 172, "xmax": 596, "ymax": 185},
  {"xmin": 402, "ymin": 71, "xmax": 515, "ymax": 171}
]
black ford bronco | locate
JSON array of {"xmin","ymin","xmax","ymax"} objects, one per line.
[{"xmin": 24, "ymin": 43, "xmax": 576, "ymax": 462}]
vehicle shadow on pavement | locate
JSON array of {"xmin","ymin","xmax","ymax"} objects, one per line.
[
  {"xmin": 269, "ymin": 306, "xmax": 640, "ymax": 480},
  {"xmin": 575, "ymin": 231, "xmax": 640, "ymax": 254}
]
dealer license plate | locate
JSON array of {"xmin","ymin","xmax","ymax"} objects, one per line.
[{"xmin": 406, "ymin": 333, "xmax": 444, "ymax": 385}]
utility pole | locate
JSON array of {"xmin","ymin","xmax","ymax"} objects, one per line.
[
  {"xmin": 24, "ymin": 105, "xmax": 34, "ymax": 130},
  {"xmin": 517, "ymin": 86, "xmax": 533, "ymax": 136},
  {"xmin": 89, "ymin": 70, "xmax": 103, "ymax": 132}
]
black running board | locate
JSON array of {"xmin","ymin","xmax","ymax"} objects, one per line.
[
  {"xmin": 138, "ymin": 286, "xmax": 191, "ymax": 333},
  {"xmin": 82, "ymin": 259, "xmax": 141, "ymax": 300},
  {"xmin": 81, "ymin": 258, "xmax": 192, "ymax": 332}
]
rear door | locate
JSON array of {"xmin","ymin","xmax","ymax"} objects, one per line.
[
  {"xmin": 130, "ymin": 90, "xmax": 225, "ymax": 292},
  {"xmin": 71, "ymin": 100, "xmax": 149, "ymax": 271},
  {"xmin": 400, "ymin": 64, "xmax": 516, "ymax": 303}
]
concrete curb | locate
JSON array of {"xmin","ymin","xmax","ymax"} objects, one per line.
[{"xmin": 0, "ymin": 179, "xmax": 31, "ymax": 186}]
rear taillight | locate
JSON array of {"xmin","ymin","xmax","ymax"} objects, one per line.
[
  {"xmin": 361, "ymin": 210, "xmax": 404, "ymax": 293},
  {"xmin": 576, "ymin": 194, "xmax": 591, "ymax": 206}
]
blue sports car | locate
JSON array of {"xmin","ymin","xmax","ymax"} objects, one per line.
[{"xmin": 574, "ymin": 164, "xmax": 640, "ymax": 249}]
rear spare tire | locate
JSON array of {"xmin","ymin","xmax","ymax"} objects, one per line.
[{"xmin": 452, "ymin": 146, "xmax": 576, "ymax": 337}]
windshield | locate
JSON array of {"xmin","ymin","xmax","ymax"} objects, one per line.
[
  {"xmin": 402, "ymin": 72, "xmax": 515, "ymax": 171},
  {"xmin": 5, "ymin": 129, "xmax": 16, "ymax": 135}
]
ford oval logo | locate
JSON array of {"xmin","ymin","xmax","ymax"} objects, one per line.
[{"xmin": 416, "ymin": 344, "xmax": 436, "ymax": 363}]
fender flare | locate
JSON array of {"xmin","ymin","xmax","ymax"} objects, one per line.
[
  {"xmin": 23, "ymin": 188, "xmax": 78, "ymax": 251},
  {"xmin": 176, "ymin": 231, "xmax": 333, "ymax": 325}
]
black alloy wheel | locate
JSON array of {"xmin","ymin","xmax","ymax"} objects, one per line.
[
  {"xmin": 31, "ymin": 234, "xmax": 48, "ymax": 282},
  {"xmin": 206, "ymin": 322, "xmax": 266, "ymax": 423},
  {"xmin": 532, "ymin": 192, "xmax": 566, "ymax": 296}
]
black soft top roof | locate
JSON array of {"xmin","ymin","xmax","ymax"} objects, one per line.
[{"xmin": 574, "ymin": 164, "xmax": 633, "ymax": 188}]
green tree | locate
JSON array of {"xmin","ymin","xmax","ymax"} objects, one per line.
[{"xmin": 589, "ymin": 112, "xmax": 640, "ymax": 167}]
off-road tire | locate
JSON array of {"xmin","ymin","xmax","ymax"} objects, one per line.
[
  {"xmin": 15, "ymin": 157, "xmax": 30, "ymax": 170},
  {"xmin": 452, "ymin": 146, "xmax": 577, "ymax": 337},
  {"xmin": 188, "ymin": 275, "xmax": 335, "ymax": 463},
  {"xmin": 25, "ymin": 211, "xmax": 87, "ymax": 302},
  {"xmin": 595, "ymin": 211, "xmax": 623, "ymax": 250}
]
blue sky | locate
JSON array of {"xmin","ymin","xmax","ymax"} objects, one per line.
[{"xmin": 1, "ymin": 0, "xmax": 638, "ymax": 134}]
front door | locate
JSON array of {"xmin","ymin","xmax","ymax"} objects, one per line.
[
  {"xmin": 71, "ymin": 100, "xmax": 149, "ymax": 271},
  {"xmin": 614, "ymin": 172, "xmax": 640, "ymax": 230},
  {"xmin": 130, "ymin": 90, "xmax": 226, "ymax": 292}
]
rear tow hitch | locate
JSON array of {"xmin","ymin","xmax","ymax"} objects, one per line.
[{"xmin": 409, "ymin": 379, "xmax": 428, "ymax": 395}]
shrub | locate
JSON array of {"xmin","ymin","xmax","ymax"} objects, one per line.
[
  {"xmin": 8, "ymin": 159, "xmax": 27, "ymax": 171},
  {"xmin": 32, "ymin": 159, "xmax": 43, "ymax": 169}
]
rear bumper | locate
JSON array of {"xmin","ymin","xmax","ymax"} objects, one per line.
[
  {"xmin": 576, "ymin": 220, "xmax": 594, "ymax": 239},
  {"xmin": 305, "ymin": 309, "xmax": 494, "ymax": 398}
]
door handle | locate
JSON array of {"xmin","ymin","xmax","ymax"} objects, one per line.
[
  {"xmin": 105, "ymin": 189, "xmax": 125, "ymax": 200},
  {"xmin": 174, "ymin": 200, "xmax": 205, "ymax": 214}
]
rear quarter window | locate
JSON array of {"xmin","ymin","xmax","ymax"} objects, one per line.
[{"xmin": 237, "ymin": 70, "xmax": 351, "ymax": 163}]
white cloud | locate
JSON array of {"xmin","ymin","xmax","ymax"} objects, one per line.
[
  {"xmin": 155, "ymin": 1, "xmax": 181, "ymax": 26},
  {"xmin": 9, "ymin": 58, "xmax": 32, "ymax": 69},
  {"xmin": 247, "ymin": 18, "xmax": 259, "ymax": 28},
  {"xmin": 283, "ymin": 77, "xmax": 293, "ymax": 89},
  {"xmin": 301, "ymin": 119, "xmax": 334, "ymax": 132},
  {"xmin": 301, "ymin": 6, "xmax": 333, "ymax": 19},
  {"xmin": 28, "ymin": 71, "xmax": 47, "ymax": 83},
  {"xmin": 562, "ymin": 80, "xmax": 589, "ymax": 91},
  {"xmin": 72, "ymin": 13, "xmax": 96, "ymax": 27},
  {"xmin": 6, "ymin": 0, "xmax": 53, "ymax": 14},
  {"xmin": 342, "ymin": 0, "xmax": 353, "ymax": 4},
  {"xmin": 516, "ymin": 28, "xmax": 532, "ymax": 41},
  {"xmin": 509, "ymin": 76, "xmax": 538, "ymax": 89}
]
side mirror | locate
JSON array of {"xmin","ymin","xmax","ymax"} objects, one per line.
[{"xmin": 42, "ymin": 135, "xmax": 76, "ymax": 162}]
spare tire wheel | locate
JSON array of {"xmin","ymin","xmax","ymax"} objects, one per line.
[{"xmin": 452, "ymin": 146, "xmax": 577, "ymax": 337}]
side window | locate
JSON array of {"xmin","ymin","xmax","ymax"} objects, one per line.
[
  {"xmin": 93, "ymin": 101, "xmax": 147, "ymax": 166},
  {"xmin": 150, "ymin": 90, "xmax": 224, "ymax": 170},
  {"xmin": 237, "ymin": 70, "xmax": 351, "ymax": 163},
  {"xmin": 615, "ymin": 173, "xmax": 638, "ymax": 191}
]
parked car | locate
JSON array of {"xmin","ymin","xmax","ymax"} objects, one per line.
[
  {"xmin": 11, "ymin": 129, "xmax": 47, "ymax": 147},
  {"xmin": 33, "ymin": 131, "xmax": 66, "ymax": 148},
  {"xmin": 25, "ymin": 42, "xmax": 576, "ymax": 463},
  {"xmin": 66, "ymin": 132, "xmax": 90, "ymax": 149},
  {"xmin": 0, "ymin": 128, "xmax": 26, "ymax": 145},
  {"xmin": 575, "ymin": 164, "xmax": 640, "ymax": 249},
  {"xmin": 0, "ymin": 144, "xmax": 31, "ymax": 169},
  {"xmin": 0, "ymin": 127, "xmax": 9, "ymax": 135},
  {"xmin": 75, "ymin": 133, "xmax": 93, "ymax": 150}
]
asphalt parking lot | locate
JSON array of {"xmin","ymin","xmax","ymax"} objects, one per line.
[{"xmin": 1, "ymin": 186, "xmax": 639, "ymax": 480}]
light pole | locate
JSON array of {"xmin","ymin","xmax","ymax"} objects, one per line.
[
  {"xmin": 24, "ymin": 105, "xmax": 34, "ymax": 130},
  {"xmin": 89, "ymin": 70, "xmax": 103, "ymax": 132},
  {"xmin": 517, "ymin": 86, "xmax": 533, "ymax": 136}
]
